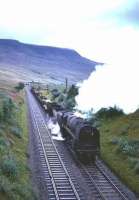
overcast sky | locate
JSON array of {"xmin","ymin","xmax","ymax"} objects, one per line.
[{"xmin": 0, "ymin": 0, "xmax": 139, "ymax": 62}]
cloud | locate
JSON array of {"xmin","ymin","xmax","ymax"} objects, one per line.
[
  {"xmin": 0, "ymin": 0, "xmax": 133, "ymax": 35},
  {"xmin": 99, "ymin": 0, "xmax": 139, "ymax": 27},
  {"xmin": 0, "ymin": 0, "xmax": 138, "ymax": 62},
  {"xmin": 123, "ymin": 3, "xmax": 139, "ymax": 26}
]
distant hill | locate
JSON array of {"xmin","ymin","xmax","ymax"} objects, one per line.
[{"xmin": 0, "ymin": 39, "xmax": 102, "ymax": 84}]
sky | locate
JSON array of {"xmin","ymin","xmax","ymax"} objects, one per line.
[
  {"xmin": 0, "ymin": 0, "xmax": 139, "ymax": 113},
  {"xmin": 0, "ymin": 0, "xmax": 139, "ymax": 62}
]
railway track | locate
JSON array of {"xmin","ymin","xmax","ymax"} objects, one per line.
[
  {"xmin": 27, "ymin": 89, "xmax": 83, "ymax": 200},
  {"xmin": 64, "ymin": 139, "xmax": 134, "ymax": 200},
  {"xmin": 72, "ymin": 154, "xmax": 133, "ymax": 200},
  {"xmin": 27, "ymin": 87, "xmax": 136, "ymax": 200},
  {"xmin": 95, "ymin": 159, "xmax": 136, "ymax": 200},
  {"xmin": 81, "ymin": 162, "xmax": 128, "ymax": 200},
  {"xmin": 51, "ymin": 135, "xmax": 133, "ymax": 200}
]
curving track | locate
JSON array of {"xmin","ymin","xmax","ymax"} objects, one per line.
[{"xmin": 26, "ymin": 88, "xmax": 83, "ymax": 200}]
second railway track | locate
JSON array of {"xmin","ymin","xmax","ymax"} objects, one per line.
[
  {"xmin": 79, "ymin": 161, "xmax": 129, "ymax": 200},
  {"xmin": 63, "ymin": 145, "xmax": 132, "ymax": 200}
]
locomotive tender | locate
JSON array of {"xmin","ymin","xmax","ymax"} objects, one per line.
[
  {"xmin": 31, "ymin": 87, "xmax": 100, "ymax": 160},
  {"xmin": 57, "ymin": 111, "xmax": 100, "ymax": 160}
]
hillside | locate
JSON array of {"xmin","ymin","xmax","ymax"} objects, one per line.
[{"xmin": 0, "ymin": 39, "xmax": 102, "ymax": 84}]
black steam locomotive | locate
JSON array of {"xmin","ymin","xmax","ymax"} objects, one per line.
[
  {"xmin": 57, "ymin": 111, "xmax": 100, "ymax": 160},
  {"xmin": 31, "ymin": 87, "xmax": 100, "ymax": 161}
]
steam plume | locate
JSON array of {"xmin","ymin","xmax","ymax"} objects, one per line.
[
  {"xmin": 75, "ymin": 27, "xmax": 139, "ymax": 114},
  {"xmin": 75, "ymin": 63, "xmax": 139, "ymax": 114}
]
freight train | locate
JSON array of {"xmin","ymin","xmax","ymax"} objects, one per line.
[{"xmin": 31, "ymin": 87, "xmax": 100, "ymax": 161}]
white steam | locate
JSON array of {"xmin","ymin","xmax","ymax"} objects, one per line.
[
  {"xmin": 75, "ymin": 27, "xmax": 139, "ymax": 114},
  {"xmin": 47, "ymin": 118, "xmax": 64, "ymax": 141},
  {"xmin": 76, "ymin": 63, "xmax": 139, "ymax": 114}
]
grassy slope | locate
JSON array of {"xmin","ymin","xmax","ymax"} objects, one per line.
[
  {"xmin": 0, "ymin": 83, "xmax": 36, "ymax": 199},
  {"xmin": 12, "ymin": 91, "xmax": 34, "ymax": 196},
  {"xmin": 100, "ymin": 111, "xmax": 139, "ymax": 194}
]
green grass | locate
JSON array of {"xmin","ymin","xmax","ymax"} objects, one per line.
[
  {"xmin": 0, "ymin": 87, "xmax": 37, "ymax": 200},
  {"xmin": 100, "ymin": 111, "xmax": 139, "ymax": 195}
]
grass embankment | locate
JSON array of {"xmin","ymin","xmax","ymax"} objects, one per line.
[
  {"xmin": 0, "ymin": 86, "xmax": 36, "ymax": 200},
  {"xmin": 100, "ymin": 111, "xmax": 139, "ymax": 194}
]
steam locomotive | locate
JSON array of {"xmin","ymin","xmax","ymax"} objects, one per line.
[
  {"xmin": 31, "ymin": 87, "xmax": 100, "ymax": 161},
  {"xmin": 57, "ymin": 111, "xmax": 100, "ymax": 160}
]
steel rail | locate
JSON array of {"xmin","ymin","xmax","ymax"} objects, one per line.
[
  {"xmin": 95, "ymin": 160, "xmax": 129, "ymax": 200},
  {"xmin": 84, "ymin": 162, "xmax": 130, "ymax": 200},
  {"xmin": 30, "ymin": 104, "xmax": 60, "ymax": 200},
  {"xmin": 27, "ymin": 89, "xmax": 81, "ymax": 200},
  {"xmin": 80, "ymin": 163, "xmax": 107, "ymax": 200}
]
